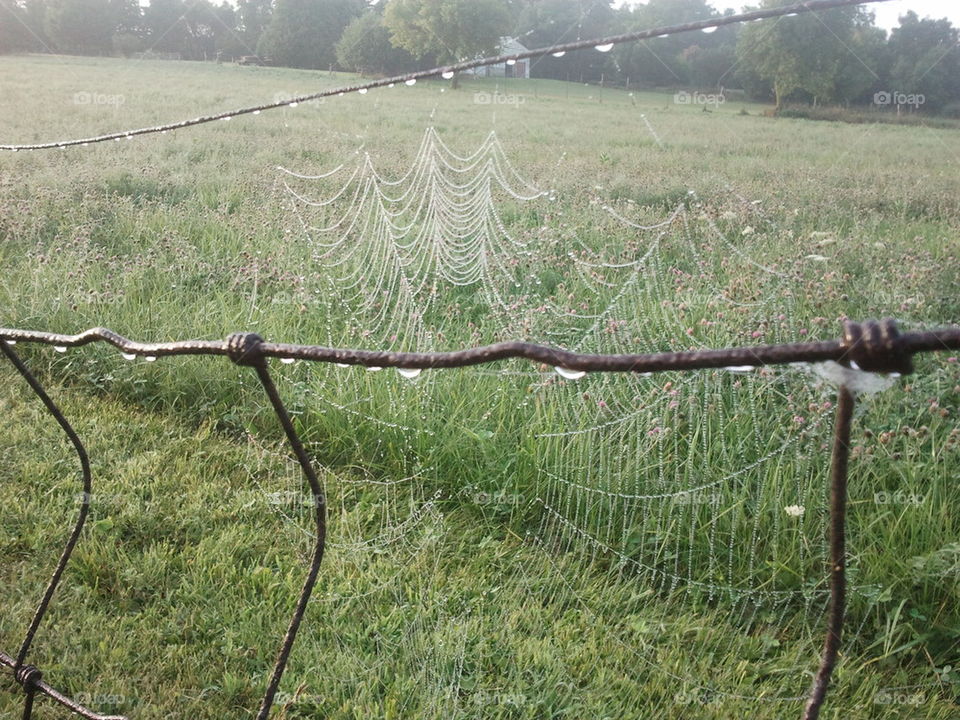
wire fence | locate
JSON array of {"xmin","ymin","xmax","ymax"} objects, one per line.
[
  {"xmin": 1, "ymin": 318, "xmax": 959, "ymax": 720},
  {"xmin": 0, "ymin": 0, "xmax": 896, "ymax": 151},
  {"xmin": 0, "ymin": 1, "xmax": 942, "ymax": 716}
]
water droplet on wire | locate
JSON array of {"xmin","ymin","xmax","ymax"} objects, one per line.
[
  {"xmin": 405, "ymin": 79, "xmax": 417, "ymax": 86},
  {"xmin": 506, "ymin": 59, "xmax": 516, "ymax": 66},
  {"xmin": 442, "ymin": 71, "xmax": 455, "ymax": 80},
  {"xmin": 555, "ymin": 367, "xmax": 586, "ymax": 380},
  {"xmin": 398, "ymin": 367, "xmax": 422, "ymax": 379},
  {"xmin": 145, "ymin": 355, "xmax": 156, "ymax": 362},
  {"xmin": 595, "ymin": 43, "xmax": 614, "ymax": 53},
  {"xmin": 335, "ymin": 363, "xmax": 350, "ymax": 368},
  {"xmin": 724, "ymin": 365, "xmax": 755, "ymax": 373},
  {"xmin": 280, "ymin": 357, "xmax": 296, "ymax": 364},
  {"xmin": 54, "ymin": 346, "xmax": 67, "ymax": 353},
  {"xmin": 367, "ymin": 366, "xmax": 383, "ymax": 372},
  {"xmin": 551, "ymin": 51, "xmax": 566, "ymax": 58},
  {"xmin": 122, "ymin": 353, "xmax": 136, "ymax": 361}
]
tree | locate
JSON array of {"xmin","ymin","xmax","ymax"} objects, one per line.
[
  {"xmin": 888, "ymin": 11, "xmax": 960, "ymax": 112},
  {"xmin": 235, "ymin": 0, "xmax": 272, "ymax": 57},
  {"xmin": 142, "ymin": 0, "xmax": 190, "ymax": 55},
  {"xmin": 336, "ymin": 12, "xmax": 419, "ymax": 75},
  {"xmin": 515, "ymin": 0, "xmax": 614, "ymax": 83},
  {"xmin": 615, "ymin": 0, "xmax": 719, "ymax": 87},
  {"xmin": 384, "ymin": 0, "xmax": 509, "ymax": 85},
  {"xmin": 257, "ymin": 0, "xmax": 364, "ymax": 69},
  {"xmin": 736, "ymin": 0, "xmax": 877, "ymax": 110},
  {"xmin": 0, "ymin": 0, "xmax": 29, "ymax": 53},
  {"xmin": 44, "ymin": 0, "xmax": 115, "ymax": 53}
]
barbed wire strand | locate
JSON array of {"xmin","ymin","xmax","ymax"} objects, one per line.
[
  {"xmin": 0, "ymin": 0, "xmax": 897, "ymax": 152},
  {"xmin": 2, "ymin": 318, "xmax": 959, "ymax": 718}
]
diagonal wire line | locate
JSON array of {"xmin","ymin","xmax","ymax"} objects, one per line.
[{"xmin": 0, "ymin": 0, "xmax": 898, "ymax": 151}]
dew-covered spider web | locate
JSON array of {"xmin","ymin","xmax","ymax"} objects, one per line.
[{"xmin": 250, "ymin": 126, "xmax": 904, "ymax": 714}]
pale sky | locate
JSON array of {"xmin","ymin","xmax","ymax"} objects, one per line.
[{"xmin": 613, "ymin": 1, "xmax": 960, "ymax": 31}]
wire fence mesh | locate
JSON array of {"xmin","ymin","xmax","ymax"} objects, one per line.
[{"xmin": 1, "ymin": 318, "xmax": 958, "ymax": 720}]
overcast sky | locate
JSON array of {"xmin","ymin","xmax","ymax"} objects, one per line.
[{"xmin": 613, "ymin": 1, "xmax": 960, "ymax": 30}]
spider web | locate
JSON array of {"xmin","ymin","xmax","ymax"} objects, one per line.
[{"xmin": 253, "ymin": 126, "xmax": 901, "ymax": 712}]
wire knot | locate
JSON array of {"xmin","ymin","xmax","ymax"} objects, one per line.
[
  {"xmin": 227, "ymin": 333, "xmax": 267, "ymax": 367},
  {"xmin": 841, "ymin": 318, "xmax": 913, "ymax": 376},
  {"xmin": 14, "ymin": 664, "xmax": 42, "ymax": 690}
]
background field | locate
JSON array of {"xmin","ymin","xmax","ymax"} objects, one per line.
[{"xmin": 1, "ymin": 54, "xmax": 959, "ymax": 719}]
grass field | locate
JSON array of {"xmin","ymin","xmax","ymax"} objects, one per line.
[{"xmin": 1, "ymin": 54, "xmax": 960, "ymax": 719}]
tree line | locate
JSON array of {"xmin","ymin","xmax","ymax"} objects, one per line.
[{"xmin": 1, "ymin": 0, "xmax": 958, "ymax": 114}]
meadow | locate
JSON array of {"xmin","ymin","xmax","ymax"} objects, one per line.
[{"xmin": 1, "ymin": 53, "xmax": 959, "ymax": 719}]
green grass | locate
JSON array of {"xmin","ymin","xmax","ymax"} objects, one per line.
[{"xmin": 1, "ymin": 53, "xmax": 959, "ymax": 718}]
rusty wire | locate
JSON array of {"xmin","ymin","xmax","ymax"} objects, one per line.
[
  {"xmin": 0, "ymin": 0, "xmax": 896, "ymax": 152},
  {"xmin": 1, "ymin": 317, "xmax": 959, "ymax": 719}
]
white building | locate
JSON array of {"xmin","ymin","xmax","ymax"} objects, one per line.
[{"xmin": 467, "ymin": 37, "xmax": 531, "ymax": 79}]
